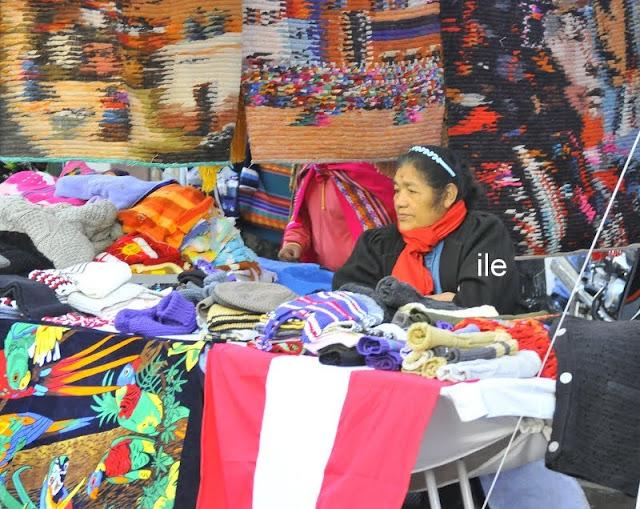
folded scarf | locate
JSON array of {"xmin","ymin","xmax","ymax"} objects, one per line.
[
  {"xmin": 365, "ymin": 351, "xmax": 403, "ymax": 371},
  {"xmin": 436, "ymin": 350, "xmax": 542, "ymax": 382},
  {"xmin": 422, "ymin": 357, "xmax": 448, "ymax": 379},
  {"xmin": 408, "ymin": 322, "xmax": 512, "ymax": 352},
  {"xmin": 356, "ymin": 336, "xmax": 404, "ymax": 356},
  {"xmin": 401, "ymin": 349, "xmax": 434, "ymax": 373},
  {"xmin": 433, "ymin": 339, "xmax": 519, "ymax": 363}
]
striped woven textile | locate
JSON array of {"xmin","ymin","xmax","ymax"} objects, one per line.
[
  {"xmin": 239, "ymin": 163, "xmax": 293, "ymax": 231},
  {"xmin": 442, "ymin": 0, "xmax": 640, "ymax": 256},
  {"xmin": 332, "ymin": 171, "xmax": 394, "ymax": 231},
  {"xmin": 0, "ymin": 0, "xmax": 242, "ymax": 165},
  {"xmin": 242, "ymin": 0, "xmax": 445, "ymax": 162}
]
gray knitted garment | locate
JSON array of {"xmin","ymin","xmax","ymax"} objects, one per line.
[{"xmin": 0, "ymin": 196, "xmax": 122, "ymax": 269}]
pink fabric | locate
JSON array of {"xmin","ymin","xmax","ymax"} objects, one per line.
[
  {"xmin": 0, "ymin": 171, "xmax": 86, "ymax": 206},
  {"xmin": 284, "ymin": 163, "xmax": 396, "ymax": 270},
  {"xmin": 197, "ymin": 344, "xmax": 442, "ymax": 509}
]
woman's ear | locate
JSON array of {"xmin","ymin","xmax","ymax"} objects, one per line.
[{"xmin": 443, "ymin": 183, "xmax": 458, "ymax": 208}]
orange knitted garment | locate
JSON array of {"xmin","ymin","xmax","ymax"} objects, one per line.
[{"xmin": 118, "ymin": 184, "xmax": 213, "ymax": 248}]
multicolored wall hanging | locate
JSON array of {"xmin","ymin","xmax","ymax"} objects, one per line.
[
  {"xmin": 242, "ymin": 0, "xmax": 445, "ymax": 163},
  {"xmin": 0, "ymin": 0, "xmax": 242, "ymax": 166},
  {"xmin": 442, "ymin": 0, "xmax": 640, "ymax": 256},
  {"xmin": 0, "ymin": 320, "xmax": 204, "ymax": 508}
]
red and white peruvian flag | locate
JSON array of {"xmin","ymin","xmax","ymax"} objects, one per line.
[{"xmin": 197, "ymin": 344, "xmax": 442, "ymax": 509}]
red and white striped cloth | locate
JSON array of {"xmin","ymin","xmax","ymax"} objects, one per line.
[{"xmin": 198, "ymin": 344, "xmax": 442, "ymax": 509}]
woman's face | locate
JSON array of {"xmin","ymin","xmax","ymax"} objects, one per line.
[{"xmin": 393, "ymin": 163, "xmax": 455, "ymax": 231}]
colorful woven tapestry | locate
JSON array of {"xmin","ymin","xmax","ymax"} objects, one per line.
[
  {"xmin": 239, "ymin": 163, "xmax": 294, "ymax": 231},
  {"xmin": 242, "ymin": 0, "xmax": 445, "ymax": 163},
  {"xmin": 442, "ymin": 0, "xmax": 640, "ymax": 256},
  {"xmin": 0, "ymin": 320, "xmax": 204, "ymax": 508},
  {"xmin": 0, "ymin": 1, "xmax": 241, "ymax": 166}
]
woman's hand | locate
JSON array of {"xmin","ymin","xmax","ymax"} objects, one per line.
[
  {"xmin": 278, "ymin": 243, "xmax": 303, "ymax": 262},
  {"xmin": 429, "ymin": 292, "xmax": 456, "ymax": 302}
]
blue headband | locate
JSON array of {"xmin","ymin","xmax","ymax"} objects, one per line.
[{"xmin": 409, "ymin": 146, "xmax": 456, "ymax": 178}]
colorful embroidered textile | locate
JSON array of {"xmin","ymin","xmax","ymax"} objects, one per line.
[
  {"xmin": 242, "ymin": 1, "xmax": 445, "ymax": 162},
  {"xmin": 105, "ymin": 233, "xmax": 182, "ymax": 267},
  {"xmin": 0, "ymin": 1, "xmax": 241, "ymax": 165},
  {"xmin": 441, "ymin": 0, "xmax": 640, "ymax": 255},
  {"xmin": 239, "ymin": 163, "xmax": 293, "ymax": 231},
  {"xmin": 0, "ymin": 320, "xmax": 205, "ymax": 508},
  {"xmin": 118, "ymin": 184, "xmax": 214, "ymax": 248}
]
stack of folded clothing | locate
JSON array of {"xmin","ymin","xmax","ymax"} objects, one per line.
[
  {"xmin": 207, "ymin": 304, "xmax": 264, "ymax": 333},
  {"xmin": 449, "ymin": 316, "xmax": 558, "ymax": 379},
  {"xmin": 356, "ymin": 335, "xmax": 405, "ymax": 371},
  {"xmin": 262, "ymin": 291, "xmax": 384, "ymax": 348},
  {"xmin": 400, "ymin": 321, "xmax": 534, "ymax": 380},
  {"xmin": 30, "ymin": 259, "xmax": 166, "ymax": 323},
  {"xmin": 205, "ymin": 281, "xmax": 298, "ymax": 337}
]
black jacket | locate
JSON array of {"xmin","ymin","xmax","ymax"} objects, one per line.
[
  {"xmin": 546, "ymin": 317, "xmax": 640, "ymax": 496},
  {"xmin": 332, "ymin": 210, "xmax": 520, "ymax": 314}
]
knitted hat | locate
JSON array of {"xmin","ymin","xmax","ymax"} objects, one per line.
[
  {"xmin": 115, "ymin": 291, "xmax": 197, "ymax": 336},
  {"xmin": 212, "ymin": 282, "xmax": 298, "ymax": 313}
]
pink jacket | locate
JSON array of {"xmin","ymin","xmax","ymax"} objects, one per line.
[{"xmin": 283, "ymin": 163, "xmax": 396, "ymax": 271}]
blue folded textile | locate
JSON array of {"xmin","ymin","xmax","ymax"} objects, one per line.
[
  {"xmin": 258, "ymin": 257, "xmax": 333, "ymax": 296},
  {"xmin": 356, "ymin": 335, "xmax": 404, "ymax": 356},
  {"xmin": 55, "ymin": 174, "xmax": 174, "ymax": 210},
  {"xmin": 365, "ymin": 351, "xmax": 403, "ymax": 371}
]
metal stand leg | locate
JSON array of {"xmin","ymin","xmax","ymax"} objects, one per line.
[
  {"xmin": 424, "ymin": 470, "xmax": 442, "ymax": 509},
  {"xmin": 456, "ymin": 460, "xmax": 475, "ymax": 509}
]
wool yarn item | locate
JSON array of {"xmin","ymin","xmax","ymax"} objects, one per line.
[
  {"xmin": 407, "ymin": 322, "xmax": 511, "ymax": 352},
  {"xmin": 441, "ymin": 0, "xmax": 640, "ymax": 255},
  {"xmin": 212, "ymin": 282, "xmax": 298, "ymax": 314},
  {"xmin": 453, "ymin": 317, "xmax": 557, "ymax": 379},
  {"xmin": 0, "ymin": 0, "xmax": 242, "ymax": 164},
  {"xmin": 115, "ymin": 291, "xmax": 197, "ymax": 336},
  {"xmin": 0, "ymin": 196, "xmax": 122, "ymax": 269},
  {"xmin": 242, "ymin": 1, "xmax": 445, "ymax": 162}
]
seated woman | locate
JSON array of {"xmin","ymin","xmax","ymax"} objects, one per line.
[{"xmin": 332, "ymin": 145, "xmax": 520, "ymax": 314}]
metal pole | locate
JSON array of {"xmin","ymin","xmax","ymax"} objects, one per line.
[
  {"xmin": 456, "ymin": 460, "xmax": 475, "ymax": 509},
  {"xmin": 424, "ymin": 470, "xmax": 442, "ymax": 509}
]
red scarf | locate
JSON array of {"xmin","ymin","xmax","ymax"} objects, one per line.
[{"xmin": 392, "ymin": 201, "xmax": 467, "ymax": 295}]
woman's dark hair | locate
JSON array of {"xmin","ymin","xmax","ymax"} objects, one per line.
[{"xmin": 397, "ymin": 145, "xmax": 484, "ymax": 209}]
